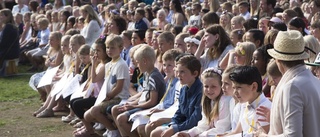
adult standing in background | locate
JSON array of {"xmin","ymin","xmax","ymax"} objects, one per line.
[
  {"xmin": 12, "ymin": 0, "xmax": 30, "ymax": 15},
  {"xmin": 256, "ymin": 30, "xmax": 320, "ymax": 136},
  {"xmin": 79, "ymin": 5, "xmax": 102, "ymax": 46},
  {"xmin": 0, "ymin": 9, "xmax": 20, "ymax": 75}
]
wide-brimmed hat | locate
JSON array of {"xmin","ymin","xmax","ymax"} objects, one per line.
[
  {"xmin": 306, "ymin": 52, "xmax": 320, "ymax": 66},
  {"xmin": 267, "ymin": 30, "xmax": 309, "ymax": 61}
]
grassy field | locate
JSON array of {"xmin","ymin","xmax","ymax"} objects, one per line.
[{"xmin": 0, "ymin": 65, "xmax": 74, "ymax": 137}]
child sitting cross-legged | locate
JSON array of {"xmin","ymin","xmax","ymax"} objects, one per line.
[
  {"xmin": 150, "ymin": 55, "xmax": 203, "ymax": 137},
  {"xmin": 111, "ymin": 45, "xmax": 166, "ymax": 137}
]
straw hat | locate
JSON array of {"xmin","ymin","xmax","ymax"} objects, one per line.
[
  {"xmin": 267, "ymin": 30, "xmax": 309, "ymax": 61},
  {"xmin": 306, "ymin": 52, "xmax": 320, "ymax": 66}
]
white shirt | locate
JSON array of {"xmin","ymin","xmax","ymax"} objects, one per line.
[
  {"xmin": 239, "ymin": 93, "xmax": 271, "ymax": 136},
  {"xmin": 230, "ymin": 98, "xmax": 242, "ymax": 131},
  {"xmin": 188, "ymin": 14, "xmax": 201, "ymax": 27},
  {"xmin": 12, "ymin": 5, "xmax": 30, "ymax": 15},
  {"xmin": 39, "ymin": 28, "xmax": 50, "ymax": 45},
  {"xmin": 80, "ymin": 20, "xmax": 102, "ymax": 46},
  {"xmin": 200, "ymin": 44, "xmax": 234, "ymax": 69},
  {"xmin": 240, "ymin": 11, "xmax": 251, "ymax": 20},
  {"xmin": 187, "ymin": 95, "xmax": 232, "ymax": 137}
]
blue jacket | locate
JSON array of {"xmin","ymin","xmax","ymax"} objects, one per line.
[{"xmin": 170, "ymin": 78, "xmax": 203, "ymax": 133}]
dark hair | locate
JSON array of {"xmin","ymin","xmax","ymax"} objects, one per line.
[
  {"xmin": 267, "ymin": 0, "xmax": 277, "ymax": 8},
  {"xmin": 68, "ymin": 16, "xmax": 76, "ymax": 27},
  {"xmin": 95, "ymin": 37, "xmax": 111, "ymax": 62},
  {"xmin": 111, "ymin": 16, "xmax": 127, "ymax": 34},
  {"xmin": 201, "ymin": 9, "xmax": 210, "ymax": 14},
  {"xmin": 171, "ymin": 0, "xmax": 186, "ymax": 18},
  {"xmin": 248, "ymin": 29, "xmax": 265, "ymax": 47},
  {"xmin": 289, "ymin": 17, "xmax": 307, "ymax": 36},
  {"xmin": 206, "ymin": 24, "xmax": 232, "ymax": 59},
  {"xmin": 133, "ymin": 29, "xmax": 146, "ymax": 40},
  {"xmin": 243, "ymin": 19, "xmax": 258, "ymax": 32},
  {"xmin": 272, "ymin": 22, "xmax": 287, "ymax": 31},
  {"xmin": 229, "ymin": 66, "xmax": 262, "ymax": 92},
  {"xmin": 271, "ymin": 7, "xmax": 284, "ymax": 17},
  {"xmin": 144, "ymin": 6, "xmax": 154, "ymax": 22},
  {"xmin": 292, "ymin": 6, "xmax": 305, "ymax": 19},
  {"xmin": 202, "ymin": 11, "xmax": 219, "ymax": 27},
  {"xmin": 29, "ymin": 0, "xmax": 39, "ymax": 12},
  {"xmin": 238, "ymin": 1, "xmax": 249, "ymax": 7},
  {"xmin": 61, "ymin": 10, "xmax": 72, "ymax": 32},
  {"xmin": 72, "ymin": 0, "xmax": 82, "ymax": 6},
  {"xmin": 172, "ymin": 25, "xmax": 183, "ymax": 35},
  {"xmin": 255, "ymin": 44, "xmax": 272, "ymax": 73},
  {"xmin": 135, "ymin": 7, "xmax": 145, "ymax": 17},
  {"xmin": 176, "ymin": 55, "xmax": 201, "ymax": 77}
]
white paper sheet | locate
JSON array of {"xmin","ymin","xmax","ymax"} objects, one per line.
[
  {"xmin": 70, "ymin": 80, "xmax": 88, "ymax": 100},
  {"xmin": 62, "ymin": 74, "xmax": 82, "ymax": 98},
  {"xmin": 37, "ymin": 66, "xmax": 60, "ymax": 88},
  {"xmin": 55, "ymin": 74, "xmax": 74, "ymax": 100},
  {"xmin": 50, "ymin": 74, "xmax": 69, "ymax": 97},
  {"xmin": 131, "ymin": 115, "xmax": 150, "ymax": 132},
  {"xmin": 149, "ymin": 102, "xmax": 179, "ymax": 122}
]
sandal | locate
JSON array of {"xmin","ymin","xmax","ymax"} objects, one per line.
[
  {"xmin": 69, "ymin": 117, "xmax": 80, "ymax": 125},
  {"xmin": 73, "ymin": 129, "xmax": 96, "ymax": 137},
  {"xmin": 62, "ymin": 115, "xmax": 75, "ymax": 123},
  {"xmin": 36, "ymin": 109, "xmax": 54, "ymax": 118},
  {"xmin": 73, "ymin": 121, "xmax": 84, "ymax": 128},
  {"xmin": 33, "ymin": 106, "xmax": 46, "ymax": 117}
]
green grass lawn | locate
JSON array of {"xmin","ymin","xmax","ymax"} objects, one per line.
[{"xmin": 0, "ymin": 65, "xmax": 38, "ymax": 102}]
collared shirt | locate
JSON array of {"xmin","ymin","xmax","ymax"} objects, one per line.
[
  {"xmin": 134, "ymin": 19, "xmax": 148, "ymax": 31},
  {"xmin": 240, "ymin": 93, "xmax": 271, "ymax": 135},
  {"xmin": 170, "ymin": 78, "xmax": 203, "ymax": 133}
]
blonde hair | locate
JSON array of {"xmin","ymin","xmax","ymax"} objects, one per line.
[
  {"xmin": 134, "ymin": 44, "xmax": 156, "ymax": 64},
  {"xmin": 80, "ymin": 5, "xmax": 102, "ymax": 26},
  {"xmin": 201, "ymin": 68, "xmax": 223, "ymax": 123},
  {"xmin": 38, "ymin": 17, "xmax": 50, "ymax": 27},
  {"xmin": 231, "ymin": 16, "xmax": 245, "ymax": 26},
  {"xmin": 210, "ymin": 0, "xmax": 220, "ymax": 12},
  {"xmin": 235, "ymin": 42, "xmax": 256, "ymax": 65},
  {"xmin": 61, "ymin": 35, "xmax": 71, "ymax": 45},
  {"xmin": 105, "ymin": 34, "xmax": 123, "ymax": 49},
  {"xmin": 70, "ymin": 34, "xmax": 85, "ymax": 46},
  {"xmin": 304, "ymin": 35, "xmax": 320, "ymax": 63}
]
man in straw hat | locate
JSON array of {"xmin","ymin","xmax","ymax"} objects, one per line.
[{"xmin": 255, "ymin": 30, "xmax": 320, "ymax": 136}]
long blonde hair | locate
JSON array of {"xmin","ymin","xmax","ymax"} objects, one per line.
[
  {"xmin": 201, "ymin": 68, "xmax": 223, "ymax": 124},
  {"xmin": 80, "ymin": 5, "xmax": 102, "ymax": 26}
]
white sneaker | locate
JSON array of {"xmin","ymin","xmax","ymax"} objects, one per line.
[
  {"xmin": 103, "ymin": 130, "xmax": 121, "ymax": 137},
  {"xmin": 94, "ymin": 123, "xmax": 105, "ymax": 130}
]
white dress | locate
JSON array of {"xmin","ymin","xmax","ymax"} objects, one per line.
[{"xmin": 80, "ymin": 20, "xmax": 102, "ymax": 46}]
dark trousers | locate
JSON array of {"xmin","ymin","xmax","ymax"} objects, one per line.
[{"xmin": 70, "ymin": 97, "xmax": 96, "ymax": 119}]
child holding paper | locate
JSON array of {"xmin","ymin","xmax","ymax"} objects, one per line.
[
  {"xmin": 67, "ymin": 38, "xmax": 110, "ymax": 124},
  {"xmin": 29, "ymin": 31, "xmax": 63, "ymax": 102},
  {"xmin": 73, "ymin": 34, "xmax": 131, "ymax": 137},
  {"xmin": 150, "ymin": 55, "xmax": 203, "ymax": 137},
  {"xmin": 223, "ymin": 66, "xmax": 272, "ymax": 136},
  {"xmin": 34, "ymin": 45, "xmax": 91, "ymax": 118},
  {"xmin": 111, "ymin": 45, "xmax": 166, "ymax": 137},
  {"xmin": 174, "ymin": 67, "xmax": 232, "ymax": 137},
  {"xmin": 136, "ymin": 49, "xmax": 182, "ymax": 137}
]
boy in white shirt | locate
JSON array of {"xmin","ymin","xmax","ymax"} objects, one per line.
[
  {"xmin": 188, "ymin": 3, "xmax": 202, "ymax": 28},
  {"xmin": 238, "ymin": 2, "xmax": 251, "ymax": 20},
  {"xmin": 224, "ymin": 66, "xmax": 271, "ymax": 136}
]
